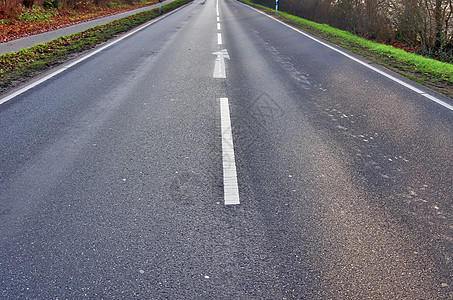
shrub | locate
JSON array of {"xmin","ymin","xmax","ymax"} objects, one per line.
[{"xmin": 43, "ymin": 0, "xmax": 59, "ymax": 9}]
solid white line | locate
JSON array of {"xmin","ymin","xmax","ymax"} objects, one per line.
[
  {"xmin": 217, "ymin": 23, "xmax": 221, "ymax": 30},
  {"xmin": 218, "ymin": 33, "xmax": 222, "ymax": 45},
  {"xmin": 216, "ymin": 0, "xmax": 219, "ymax": 16},
  {"xmin": 0, "ymin": 4, "xmax": 188, "ymax": 106},
  {"xmin": 239, "ymin": 2, "xmax": 453, "ymax": 112},
  {"xmin": 220, "ymin": 98, "xmax": 240, "ymax": 205}
]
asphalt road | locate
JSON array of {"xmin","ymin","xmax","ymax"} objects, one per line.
[{"xmin": 1, "ymin": 0, "xmax": 452, "ymax": 298}]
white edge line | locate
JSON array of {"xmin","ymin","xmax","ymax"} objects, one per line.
[
  {"xmin": 220, "ymin": 98, "xmax": 240, "ymax": 205},
  {"xmin": 0, "ymin": 3, "xmax": 189, "ymax": 106},
  {"xmin": 239, "ymin": 2, "xmax": 453, "ymax": 112}
]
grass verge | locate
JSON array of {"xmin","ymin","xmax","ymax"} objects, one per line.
[
  {"xmin": 240, "ymin": 0, "xmax": 453, "ymax": 98},
  {"xmin": 0, "ymin": 0, "xmax": 192, "ymax": 94}
]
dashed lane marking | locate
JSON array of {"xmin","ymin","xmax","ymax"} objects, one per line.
[
  {"xmin": 218, "ymin": 33, "xmax": 222, "ymax": 45},
  {"xmin": 220, "ymin": 98, "xmax": 240, "ymax": 205}
]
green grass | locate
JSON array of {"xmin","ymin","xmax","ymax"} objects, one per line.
[
  {"xmin": 0, "ymin": 0, "xmax": 193, "ymax": 92},
  {"xmin": 18, "ymin": 6, "xmax": 59, "ymax": 22},
  {"xmin": 240, "ymin": 0, "xmax": 453, "ymax": 95}
]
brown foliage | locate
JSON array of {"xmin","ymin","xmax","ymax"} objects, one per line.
[
  {"xmin": 2, "ymin": 0, "xmax": 22, "ymax": 18},
  {"xmin": 0, "ymin": 0, "xmax": 145, "ymax": 16},
  {"xmin": 0, "ymin": 0, "xmax": 158, "ymax": 42}
]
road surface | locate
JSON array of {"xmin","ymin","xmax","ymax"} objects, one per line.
[{"xmin": 1, "ymin": 0, "xmax": 452, "ymax": 298}]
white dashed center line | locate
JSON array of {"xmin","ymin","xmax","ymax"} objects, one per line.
[
  {"xmin": 217, "ymin": 33, "xmax": 222, "ymax": 45},
  {"xmin": 215, "ymin": 1, "xmax": 240, "ymax": 205},
  {"xmin": 220, "ymin": 98, "xmax": 240, "ymax": 205}
]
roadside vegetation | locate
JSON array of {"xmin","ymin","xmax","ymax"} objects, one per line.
[
  {"xmin": 253, "ymin": 0, "xmax": 453, "ymax": 63},
  {"xmin": 0, "ymin": 0, "xmax": 192, "ymax": 93},
  {"xmin": 1, "ymin": 0, "xmax": 161, "ymax": 42},
  {"xmin": 241, "ymin": 0, "xmax": 453, "ymax": 97},
  {"xmin": 1, "ymin": 0, "xmax": 157, "ymax": 16}
]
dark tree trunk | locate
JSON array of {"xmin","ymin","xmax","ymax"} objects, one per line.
[
  {"xmin": 22, "ymin": 0, "xmax": 34, "ymax": 8},
  {"xmin": 434, "ymin": 0, "xmax": 443, "ymax": 50}
]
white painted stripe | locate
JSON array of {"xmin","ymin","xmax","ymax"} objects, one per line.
[
  {"xmin": 217, "ymin": 16, "xmax": 220, "ymax": 22},
  {"xmin": 216, "ymin": 0, "xmax": 219, "ymax": 16},
  {"xmin": 0, "ymin": 4, "xmax": 188, "ymax": 106},
  {"xmin": 421, "ymin": 93, "xmax": 453, "ymax": 110},
  {"xmin": 220, "ymin": 98, "xmax": 240, "ymax": 205},
  {"xmin": 218, "ymin": 33, "xmax": 222, "ymax": 45},
  {"xmin": 213, "ymin": 55, "xmax": 225, "ymax": 78},
  {"xmin": 217, "ymin": 23, "xmax": 221, "ymax": 30},
  {"xmin": 240, "ymin": 2, "xmax": 453, "ymax": 112},
  {"xmin": 213, "ymin": 49, "xmax": 229, "ymax": 78}
]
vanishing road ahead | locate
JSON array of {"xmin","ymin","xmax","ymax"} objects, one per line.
[{"xmin": 1, "ymin": 0, "xmax": 452, "ymax": 298}]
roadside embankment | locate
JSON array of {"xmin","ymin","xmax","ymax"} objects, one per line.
[
  {"xmin": 239, "ymin": 0, "xmax": 453, "ymax": 98},
  {"xmin": 0, "ymin": 0, "xmax": 193, "ymax": 95}
]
